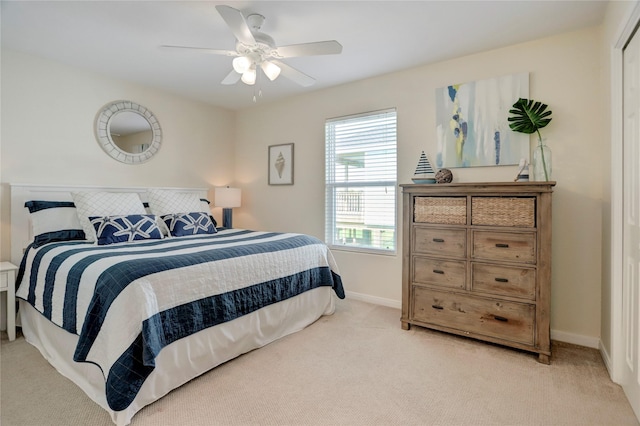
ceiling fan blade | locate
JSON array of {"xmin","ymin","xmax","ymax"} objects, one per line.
[
  {"xmin": 274, "ymin": 41, "xmax": 342, "ymax": 58},
  {"xmin": 221, "ymin": 70, "xmax": 241, "ymax": 85},
  {"xmin": 271, "ymin": 60, "xmax": 316, "ymax": 87},
  {"xmin": 215, "ymin": 5, "xmax": 256, "ymax": 46},
  {"xmin": 160, "ymin": 45, "xmax": 237, "ymax": 56}
]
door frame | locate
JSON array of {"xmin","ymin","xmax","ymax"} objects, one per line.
[{"xmin": 610, "ymin": 2, "xmax": 640, "ymax": 385}]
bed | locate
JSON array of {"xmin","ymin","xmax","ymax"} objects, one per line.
[{"xmin": 10, "ymin": 184, "xmax": 344, "ymax": 426}]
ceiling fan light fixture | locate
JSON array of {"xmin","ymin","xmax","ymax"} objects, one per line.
[
  {"xmin": 241, "ymin": 68, "xmax": 257, "ymax": 85},
  {"xmin": 261, "ymin": 61, "xmax": 281, "ymax": 81},
  {"xmin": 232, "ymin": 56, "xmax": 252, "ymax": 74},
  {"xmin": 164, "ymin": 5, "xmax": 342, "ymax": 91}
]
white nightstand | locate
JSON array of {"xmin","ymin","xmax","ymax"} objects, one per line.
[{"xmin": 0, "ymin": 262, "xmax": 18, "ymax": 341}]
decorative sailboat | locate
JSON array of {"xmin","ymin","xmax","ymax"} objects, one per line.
[{"xmin": 412, "ymin": 151, "xmax": 436, "ymax": 184}]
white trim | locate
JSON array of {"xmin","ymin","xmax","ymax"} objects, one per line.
[
  {"xmin": 325, "ymin": 107, "xmax": 397, "ymax": 123},
  {"xmin": 600, "ymin": 340, "xmax": 614, "ymax": 377},
  {"xmin": 329, "ymin": 245, "xmax": 397, "ymax": 256},
  {"xmin": 609, "ymin": 0, "xmax": 640, "ymax": 385},
  {"xmin": 345, "ymin": 290, "xmax": 401, "ymax": 309},
  {"xmin": 610, "ymin": 36, "xmax": 625, "ymax": 384},
  {"xmin": 550, "ymin": 329, "xmax": 600, "ymax": 349}
]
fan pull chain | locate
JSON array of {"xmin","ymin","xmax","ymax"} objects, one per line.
[
  {"xmin": 252, "ymin": 89, "xmax": 263, "ymax": 103},
  {"xmin": 252, "ymin": 71, "xmax": 264, "ymax": 103}
]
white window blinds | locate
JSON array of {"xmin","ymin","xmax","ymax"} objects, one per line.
[{"xmin": 325, "ymin": 109, "xmax": 397, "ymax": 253}]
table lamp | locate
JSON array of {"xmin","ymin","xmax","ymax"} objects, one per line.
[{"xmin": 214, "ymin": 187, "xmax": 241, "ymax": 228}]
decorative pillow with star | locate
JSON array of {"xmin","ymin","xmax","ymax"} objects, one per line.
[
  {"xmin": 161, "ymin": 212, "xmax": 217, "ymax": 237},
  {"xmin": 89, "ymin": 214, "xmax": 163, "ymax": 246}
]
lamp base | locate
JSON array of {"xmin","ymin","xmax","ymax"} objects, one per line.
[{"xmin": 222, "ymin": 208, "xmax": 233, "ymax": 229}]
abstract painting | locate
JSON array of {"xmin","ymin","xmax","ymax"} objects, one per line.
[{"xmin": 435, "ymin": 73, "xmax": 529, "ymax": 168}]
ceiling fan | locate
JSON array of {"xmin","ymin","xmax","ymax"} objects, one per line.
[{"xmin": 161, "ymin": 5, "xmax": 342, "ymax": 87}]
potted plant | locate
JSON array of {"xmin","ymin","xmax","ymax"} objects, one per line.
[{"xmin": 508, "ymin": 98, "xmax": 553, "ymax": 181}]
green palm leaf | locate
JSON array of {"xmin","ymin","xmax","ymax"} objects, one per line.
[{"xmin": 508, "ymin": 98, "xmax": 552, "ymax": 135}]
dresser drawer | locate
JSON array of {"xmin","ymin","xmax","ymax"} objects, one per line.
[
  {"xmin": 471, "ymin": 197, "xmax": 535, "ymax": 228},
  {"xmin": 472, "ymin": 231, "xmax": 536, "ymax": 264},
  {"xmin": 412, "ymin": 287, "xmax": 535, "ymax": 345},
  {"xmin": 413, "ymin": 257, "xmax": 465, "ymax": 289},
  {"xmin": 471, "ymin": 263, "xmax": 536, "ymax": 299},
  {"xmin": 414, "ymin": 197, "xmax": 467, "ymax": 225},
  {"xmin": 413, "ymin": 227, "xmax": 466, "ymax": 257}
]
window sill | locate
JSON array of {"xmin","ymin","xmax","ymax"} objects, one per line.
[{"xmin": 328, "ymin": 245, "xmax": 397, "ymax": 256}]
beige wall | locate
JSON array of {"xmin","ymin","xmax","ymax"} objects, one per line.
[
  {"xmin": 234, "ymin": 26, "xmax": 606, "ymax": 343},
  {"xmin": 0, "ymin": 49, "xmax": 237, "ymax": 260},
  {"xmin": 0, "ymin": 25, "xmax": 610, "ymax": 344}
]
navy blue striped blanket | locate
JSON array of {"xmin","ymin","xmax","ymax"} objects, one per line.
[{"xmin": 16, "ymin": 229, "xmax": 344, "ymax": 411}]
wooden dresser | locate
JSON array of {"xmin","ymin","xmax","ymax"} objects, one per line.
[{"xmin": 401, "ymin": 182, "xmax": 555, "ymax": 363}]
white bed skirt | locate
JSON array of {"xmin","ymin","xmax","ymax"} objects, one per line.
[{"xmin": 18, "ymin": 287, "xmax": 336, "ymax": 425}]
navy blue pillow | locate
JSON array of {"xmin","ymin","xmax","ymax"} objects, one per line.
[
  {"xmin": 89, "ymin": 214, "xmax": 163, "ymax": 246},
  {"xmin": 161, "ymin": 212, "xmax": 217, "ymax": 237}
]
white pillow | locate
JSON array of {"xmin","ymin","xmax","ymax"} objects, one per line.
[
  {"xmin": 72, "ymin": 192, "xmax": 147, "ymax": 242},
  {"xmin": 146, "ymin": 189, "xmax": 208, "ymax": 216}
]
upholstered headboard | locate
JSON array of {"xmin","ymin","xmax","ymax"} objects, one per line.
[{"xmin": 10, "ymin": 184, "xmax": 208, "ymax": 265}]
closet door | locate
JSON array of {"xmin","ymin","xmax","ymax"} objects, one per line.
[{"xmin": 622, "ymin": 23, "xmax": 640, "ymax": 419}]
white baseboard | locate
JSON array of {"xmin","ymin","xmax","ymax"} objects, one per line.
[
  {"xmin": 549, "ymin": 329, "xmax": 600, "ymax": 349},
  {"xmin": 346, "ymin": 291, "xmax": 601, "ymax": 350},
  {"xmin": 344, "ymin": 291, "xmax": 401, "ymax": 309},
  {"xmin": 599, "ymin": 341, "xmax": 613, "ymax": 376}
]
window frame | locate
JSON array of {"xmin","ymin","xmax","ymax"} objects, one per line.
[{"xmin": 325, "ymin": 108, "xmax": 398, "ymax": 255}]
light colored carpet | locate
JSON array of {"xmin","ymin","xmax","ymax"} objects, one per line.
[{"xmin": 1, "ymin": 298, "xmax": 638, "ymax": 426}]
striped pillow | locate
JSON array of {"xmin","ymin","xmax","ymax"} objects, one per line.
[{"xmin": 24, "ymin": 201, "xmax": 86, "ymax": 247}]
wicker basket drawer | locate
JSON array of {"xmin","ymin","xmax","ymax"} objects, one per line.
[
  {"xmin": 472, "ymin": 231, "xmax": 536, "ymax": 264},
  {"xmin": 471, "ymin": 197, "xmax": 535, "ymax": 227},
  {"xmin": 471, "ymin": 263, "xmax": 536, "ymax": 300},
  {"xmin": 414, "ymin": 197, "xmax": 467, "ymax": 225},
  {"xmin": 413, "ymin": 256, "xmax": 466, "ymax": 289},
  {"xmin": 412, "ymin": 287, "xmax": 535, "ymax": 345},
  {"xmin": 413, "ymin": 227, "xmax": 466, "ymax": 257}
]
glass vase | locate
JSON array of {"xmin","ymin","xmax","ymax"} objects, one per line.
[{"xmin": 532, "ymin": 140, "xmax": 552, "ymax": 181}]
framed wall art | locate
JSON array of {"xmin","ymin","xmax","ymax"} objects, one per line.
[
  {"xmin": 435, "ymin": 72, "xmax": 530, "ymax": 168},
  {"xmin": 268, "ymin": 143, "xmax": 294, "ymax": 185}
]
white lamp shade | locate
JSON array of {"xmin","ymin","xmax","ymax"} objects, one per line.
[
  {"xmin": 261, "ymin": 61, "xmax": 281, "ymax": 81},
  {"xmin": 241, "ymin": 68, "xmax": 256, "ymax": 85},
  {"xmin": 214, "ymin": 187, "xmax": 241, "ymax": 208},
  {"xmin": 232, "ymin": 56, "xmax": 252, "ymax": 74}
]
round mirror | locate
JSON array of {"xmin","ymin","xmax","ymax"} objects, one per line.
[{"xmin": 95, "ymin": 100, "xmax": 162, "ymax": 164}]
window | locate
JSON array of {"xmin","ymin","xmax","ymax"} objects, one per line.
[{"xmin": 325, "ymin": 109, "xmax": 397, "ymax": 254}]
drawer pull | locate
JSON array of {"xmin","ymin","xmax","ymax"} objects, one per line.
[
  {"xmin": 495, "ymin": 243, "xmax": 510, "ymax": 248},
  {"xmin": 432, "ymin": 238, "xmax": 445, "ymax": 243},
  {"xmin": 494, "ymin": 315, "xmax": 508, "ymax": 322},
  {"xmin": 433, "ymin": 269, "xmax": 445, "ymax": 274},
  {"xmin": 432, "ymin": 305, "xmax": 444, "ymax": 310},
  {"xmin": 494, "ymin": 278, "xmax": 509, "ymax": 283}
]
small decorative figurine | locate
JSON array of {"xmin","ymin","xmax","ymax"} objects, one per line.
[
  {"xmin": 412, "ymin": 151, "xmax": 436, "ymax": 184},
  {"xmin": 435, "ymin": 168, "xmax": 453, "ymax": 184},
  {"xmin": 514, "ymin": 158, "xmax": 529, "ymax": 182}
]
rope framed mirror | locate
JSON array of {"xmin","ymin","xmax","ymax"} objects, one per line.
[{"xmin": 95, "ymin": 100, "xmax": 162, "ymax": 164}]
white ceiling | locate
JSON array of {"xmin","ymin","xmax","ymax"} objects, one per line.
[{"xmin": 1, "ymin": 1, "xmax": 608, "ymax": 110}]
